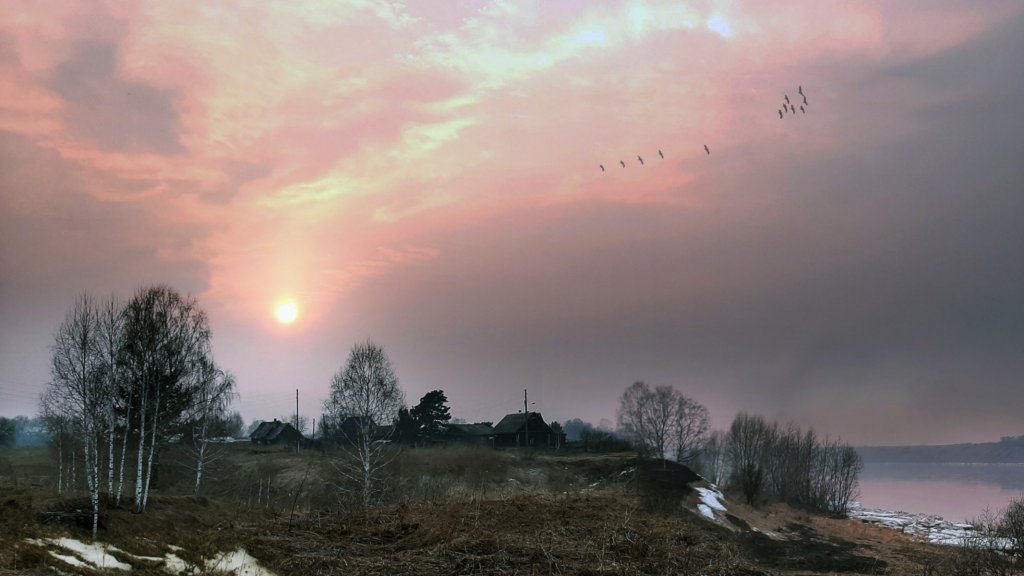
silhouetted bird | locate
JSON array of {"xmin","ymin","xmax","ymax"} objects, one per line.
[
  {"xmin": 704, "ymin": 144, "xmax": 710, "ymax": 155},
  {"xmin": 800, "ymin": 105, "xmax": 805, "ymax": 113},
  {"xmin": 637, "ymin": 155, "xmax": 644, "ymax": 165},
  {"xmin": 778, "ymin": 109, "xmax": 783, "ymax": 119},
  {"xmin": 658, "ymin": 149, "xmax": 664, "ymax": 159},
  {"xmin": 790, "ymin": 104, "xmax": 796, "ymax": 114},
  {"xmin": 600, "ymin": 164, "xmax": 605, "ymax": 172},
  {"xmin": 784, "ymin": 94, "xmax": 790, "ymax": 104},
  {"xmin": 620, "ymin": 160, "xmax": 626, "ymax": 168},
  {"xmin": 802, "ymin": 94, "xmax": 808, "ymax": 105},
  {"xmin": 798, "ymin": 85, "xmax": 803, "ymax": 95}
]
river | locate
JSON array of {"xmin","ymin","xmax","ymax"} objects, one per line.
[{"xmin": 857, "ymin": 461, "xmax": 1024, "ymax": 523}]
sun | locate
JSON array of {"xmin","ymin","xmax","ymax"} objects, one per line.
[{"xmin": 275, "ymin": 300, "xmax": 299, "ymax": 325}]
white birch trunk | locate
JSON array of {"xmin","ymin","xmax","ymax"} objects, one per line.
[
  {"xmin": 57, "ymin": 438, "xmax": 63, "ymax": 495},
  {"xmin": 84, "ymin": 435, "xmax": 100, "ymax": 540},
  {"xmin": 142, "ymin": 385, "xmax": 160, "ymax": 509},
  {"xmin": 134, "ymin": 394, "xmax": 147, "ymax": 510},
  {"xmin": 194, "ymin": 414, "xmax": 209, "ymax": 495},
  {"xmin": 116, "ymin": 398, "xmax": 132, "ymax": 505}
]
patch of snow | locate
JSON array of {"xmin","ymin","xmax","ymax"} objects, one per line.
[
  {"xmin": 697, "ymin": 504, "xmax": 715, "ymax": 519},
  {"xmin": 695, "ymin": 487, "xmax": 727, "ymax": 512},
  {"xmin": 163, "ymin": 553, "xmax": 192, "ymax": 574},
  {"xmin": 34, "ymin": 537, "xmax": 132, "ymax": 571},
  {"xmin": 848, "ymin": 502, "xmax": 1013, "ymax": 549},
  {"xmin": 205, "ymin": 549, "xmax": 277, "ymax": 576},
  {"xmin": 49, "ymin": 551, "xmax": 90, "ymax": 568}
]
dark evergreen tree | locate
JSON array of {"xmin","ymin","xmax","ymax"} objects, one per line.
[
  {"xmin": 410, "ymin": 390, "xmax": 451, "ymax": 444},
  {"xmin": 0, "ymin": 417, "xmax": 15, "ymax": 448},
  {"xmin": 394, "ymin": 408, "xmax": 419, "ymax": 445}
]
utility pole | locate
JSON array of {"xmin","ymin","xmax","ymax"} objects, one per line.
[
  {"xmin": 523, "ymin": 389, "xmax": 529, "ymax": 450},
  {"xmin": 296, "ymin": 389, "xmax": 300, "ymax": 454}
]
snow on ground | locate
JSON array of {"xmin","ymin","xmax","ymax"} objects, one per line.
[
  {"xmin": 694, "ymin": 486, "xmax": 727, "ymax": 521},
  {"xmin": 27, "ymin": 538, "xmax": 132, "ymax": 570},
  {"xmin": 696, "ymin": 487, "xmax": 727, "ymax": 512},
  {"xmin": 848, "ymin": 502, "xmax": 1012, "ymax": 548},
  {"xmin": 205, "ymin": 549, "xmax": 278, "ymax": 576},
  {"xmin": 24, "ymin": 538, "xmax": 278, "ymax": 575}
]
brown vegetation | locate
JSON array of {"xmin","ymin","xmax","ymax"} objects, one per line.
[{"xmin": 1, "ymin": 444, "xmax": 1019, "ymax": 575}]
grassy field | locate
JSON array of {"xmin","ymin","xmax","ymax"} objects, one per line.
[{"xmin": 0, "ymin": 444, "xmax": 1011, "ymax": 575}]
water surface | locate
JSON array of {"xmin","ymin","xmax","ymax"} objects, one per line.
[{"xmin": 857, "ymin": 462, "xmax": 1024, "ymax": 523}]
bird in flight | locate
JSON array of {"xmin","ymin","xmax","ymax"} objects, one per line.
[
  {"xmin": 600, "ymin": 164, "xmax": 605, "ymax": 172},
  {"xmin": 790, "ymin": 104, "xmax": 797, "ymax": 114},
  {"xmin": 784, "ymin": 94, "xmax": 790, "ymax": 104},
  {"xmin": 658, "ymin": 149, "xmax": 664, "ymax": 159},
  {"xmin": 704, "ymin": 144, "xmax": 710, "ymax": 155},
  {"xmin": 798, "ymin": 85, "xmax": 803, "ymax": 95},
  {"xmin": 620, "ymin": 160, "xmax": 626, "ymax": 168},
  {"xmin": 802, "ymin": 94, "xmax": 808, "ymax": 105},
  {"xmin": 778, "ymin": 109, "xmax": 783, "ymax": 119},
  {"xmin": 800, "ymin": 105, "xmax": 805, "ymax": 114},
  {"xmin": 637, "ymin": 155, "xmax": 644, "ymax": 166}
]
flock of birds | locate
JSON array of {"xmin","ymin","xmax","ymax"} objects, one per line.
[
  {"xmin": 778, "ymin": 84, "xmax": 809, "ymax": 119},
  {"xmin": 598, "ymin": 85, "xmax": 808, "ymax": 173}
]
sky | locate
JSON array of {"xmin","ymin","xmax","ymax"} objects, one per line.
[{"xmin": 2, "ymin": 0, "xmax": 1023, "ymax": 446}]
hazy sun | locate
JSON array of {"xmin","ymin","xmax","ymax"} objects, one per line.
[{"xmin": 275, "ymin": 300, "xmax": 299, "ymax": 325}]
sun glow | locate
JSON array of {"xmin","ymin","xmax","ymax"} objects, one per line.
[
  {"xmin": 275, "ymin": 300, "xmax": 299, "ymax": 325},
  {"xmin": 707, "ymin": 14, "xmax": 733, "ymax": 38}
]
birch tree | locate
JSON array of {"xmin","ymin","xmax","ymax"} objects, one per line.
[
  {"xmin": 97, "ymin": 295, "xmax": 124, "ymax": 499},
  {"xmin": 120, "ymin": 285, "xmax": 213, "ymax": 512},
  {"xmin": 187, "ymin": 359, "xmax": 235, "ymax": 495},
  {"xmin": 46, "ymin": 294, "xmax": 110, "ymax": 539},
  {"xmin": 323, "ymin": 340, "xmax": 404, "ymax": 507}
]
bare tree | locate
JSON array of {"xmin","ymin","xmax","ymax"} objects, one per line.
[
  {"xmin": 186, "ymin": 358, "xmax": 236, "ymax": 495},
  {"xmin": 617, "ymin": 381, "xmax": 655, "ymax": 457},
  {"xmin": 322, "ymin": 340, "xmax": 404, "ymax": 507},
  {"xmin": 280, "ymin": 414, "xmax": 309, "ymax": 435},
  {"xmin": 45, "ymin": 294, "xmax": 110, "ymax": 539},
  {"xmin": 119, "ymin": 285, "xmax": 213, "ymax": 512},
  {"xmin": 672, "ymin": 394, "xmax": 710, "ymax": 464},
  {"xmin": 726, "ymin": 412, "xmax": 771, "ymax": 505},
  {"xmin": 96, "ymin": 295, "xmax": 124, "ymax": 500},
  {"xmin": 1000, "ymin": 497, "xmax": 1024, "ymax": 557},
  {"xmin": 696, "ymin": 430, "xmax": 730, "ymax": 485},
  {"xmin": 617, "ymin": 381, "xmax": 710, "ymax": 463}
]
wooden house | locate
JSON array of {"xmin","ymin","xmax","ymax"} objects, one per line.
[
  {"xmin": 249, "ymin": 419, "xmax": 305, "ymax": 446},
  {"xmin": 492, "ymin": 412, "xmax": 557, "ymax": 449},
  {"xmin": 440, "ymin": 422, "xmax": 494, "ymax": 447}
]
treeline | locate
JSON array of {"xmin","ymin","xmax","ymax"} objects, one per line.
[
  {"xmin": 612, "ymin": 382, "xmax": 860, "ymax": 516},
  {"xmin": 698, "ymin": 413, "xmax": 861, "ymax": 515},
  {"xmin": 40, "ymin": 286, "xmax": 236, "ymax": 538}
]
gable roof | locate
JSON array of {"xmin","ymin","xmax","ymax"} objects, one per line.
[
  {"xmin": 250, "ymin": 420, "xmax": 303, "ymax": 442},
  {"xmin": 492, "ymin": 412, "xmax": 551, "ymax": 435},
  {"xmin": 444, "ymin": 423, "xmax": 493, "ymax": 436}
]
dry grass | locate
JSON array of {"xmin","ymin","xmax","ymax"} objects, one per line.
[{"xmin": 0, "ymin": 444, "xmax": 1000, "ymax": 575}]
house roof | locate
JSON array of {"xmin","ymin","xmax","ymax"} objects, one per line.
[
  {"xmin": 444, "ymin": 423, "xmax": 493, "ymax": 436},
  {"xmin": 492, "ymin": 412, "xmax": 550, "ymax": 435},
  {"xmin": 250, "ymin": 420, "xmax": 303, "ymax": 442}
]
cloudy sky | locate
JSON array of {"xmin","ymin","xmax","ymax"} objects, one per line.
[{"xmin": 2, "ymin": 1, "xmax": 1023, "ymax": 445}]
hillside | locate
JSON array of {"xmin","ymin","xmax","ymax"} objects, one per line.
[
  {"xmin": 857, "ymin": 437, "xmax": 1024, "ymax": 463},
  {"xmin": 0, "ymin": 444, "xmax": 1007, "ymax": 575}
]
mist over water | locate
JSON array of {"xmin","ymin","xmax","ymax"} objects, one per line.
[{"xmin": 857, "ymin": 462, "xmax": 1024, "ymax": 523}]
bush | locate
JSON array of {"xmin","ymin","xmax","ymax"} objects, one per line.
[{"xmin": 1000, "ymin": 496, "xmax": 1024, "ymax": 557}]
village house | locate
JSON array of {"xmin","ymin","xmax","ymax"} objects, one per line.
[
  {"xmin": 249, "ymin": 419, "xmax": 305, "ymax": 446},
  {"xmin": 492, "ymin": 412, "xmax": 558, "ymax": 449},
  {"xmin": 440, "ymin": 422, "xmax": 494, "ymax": 447}
]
